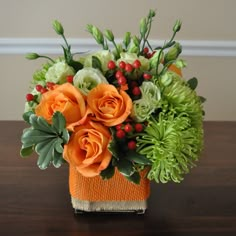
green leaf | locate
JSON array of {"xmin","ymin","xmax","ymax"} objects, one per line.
[
  {"xmin": 20, "ymin": 145, "xmax": 34, "ymax": 157},
  {"xmin": 37, "ymin": 116, "xmax": 56, "ymax": 133},
  {"xmin": 108, "ymin": 128, "xmax": 121, "ymax": 160},
  {"xmin": 54, "ymin": 138, "xmax": 64, "ymax": 153},
  {"xmin": 187, "ymin": 77, "xmax": 198, "ymax": 90},
  {"xmin": 92, "ymin": 56, "xmax": 102, "ymax": 71},
  {"xmin": 199, "ymin": 96, "xmax": 206, "ymax": 103},
  {"xmin": 37, "ymin": 139, "xmax": 56, "ymax": 170},
  {"xmin": 117, "ymin": 158, "xmax": 135, "ymax": 177},
  {"xmin": 52, "ymin": 111, "xmax": 66, "ymax": 133},
  {"xmin": 22, "ymin": 111, "xmax": 34, "ymax": 123},
  {"xmin": 100, "ymin": 164, "xmax": 115, "ymax": 180},
  {"xmin": 68, "ymin": 60, "xmax": 83, "ymax": 71},
  {"xmin": 125, "ymin": 151, "xmax": 152, "ymax": 165},
  {"xmin": 125, "ymin": 172, "xmax": 141, "ymax": 184},
  {"xmin": 53, "ymin": 150, "xmax": 65, "ymax": 168},
  {"xmin": 62, "ymin": 129, "xmax": 70, "ymax": 143},
  {"xmin": 21, "ymin": 129, "xmax": 55, "ymax": 146}
]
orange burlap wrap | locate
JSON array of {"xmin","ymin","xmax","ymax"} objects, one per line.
[{"xmin": 69, "ymin": 165, "xmax": 150, "ymax": 212}]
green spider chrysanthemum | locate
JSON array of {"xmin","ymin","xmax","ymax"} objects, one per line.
[
  {"xmin": 160, "ymin": 73, "xmax": 203, "ymax": 128},
  {"xmin": 136, "ymin": 112, "xmax": 203, "ymax": 183}
]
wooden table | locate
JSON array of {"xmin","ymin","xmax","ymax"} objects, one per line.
[{"xmin": 0, "ymin": 121, "xmax": 236, "ymax": 235}]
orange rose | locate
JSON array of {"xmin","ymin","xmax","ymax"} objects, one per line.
[
  {"xmin": 35, "ymin": 83, "xmax": 88, "ymax": 130},
  {"xmin": 63, "ymin": 120, "xmax": 112, "ymax": 177},
  {"xmin": 87, "ymin": 84, "xmax": 132, "ymax": 127}
]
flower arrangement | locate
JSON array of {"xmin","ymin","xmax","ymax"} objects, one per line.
[{"xmin": 20, "ymin": 9, "xmax": 205, "ymax": 185}]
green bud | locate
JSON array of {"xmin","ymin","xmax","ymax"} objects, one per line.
[
  {"xmin": 123, "ymin": 32, "xmax": 131, "ymax": 48},
  {"xmin": 160, "ymin": 72, "xmax": 173, "ymax": 87},
  {"xmin": 128, "ymin": 45, "xmax": 139, "ymax": 54},
  {"xmin": 173, "ymin": 19, "xmax": 182, "ymax": 32},
  {"xmin": 86, "ymin": 24, "xmax": 93, "ymax": 34},
  {"xmin": 148, "ymin": 9, "xmax": 156, "ymax": 18},
  {"xmin": 25, "ymin": 53, "xmax": 40, "ymax": 60},
  {"xmin": 175, "ymin": 59, "xmax": 187, "ymax": 68},
  {"xmin": 132, "ymin": 35, "xmax": 140, "ymax": 47},
  {"xmin": 164, "ymin": 42, "xmax": 182, "ymax": 63},
  {"xmin": 140, "ymin": 17, "xmax": 148, "ymax": 37},
  {"xmin": 92, "ymin": 26, "xmax": 104, "ymax": 45},
  {"xmin": 52, "ymin": 20, "xmax": 64, "ymax": 35},
  {"xmin": 104, "ymin": 29, "xmax": 114, "ymax": 42}
]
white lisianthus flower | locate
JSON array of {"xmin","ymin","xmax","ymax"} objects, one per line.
[
  {"xmin": 82, "ymin": 50, "xmax": 115, "ymax": 72},
  {"xmin": 73, "ymin": 67, "xmax": 108, "ymax": 95},
  {"xmin": 140, "ymin": 81, "xmax": 161, "ymax": 103},
  {"xmin": 131, "ymin": 99, "xmax": 155, "ymax": 122},
  {"xmin": 117, "ymin": 52, "xmax": 150, "ymax": 71},
  {"xmin": 45, "ymin": 61, "xmax": 75, "ymax": 84},
  {"xmin": 131, "ymin": 82, "xmax": 161, "ymax": 122}
]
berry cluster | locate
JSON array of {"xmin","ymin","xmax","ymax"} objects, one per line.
[
  {"xmin": 25, "ymin": 75, "xmax": 74, "ymax": 102},
  {"xmin": 115, "ymin": 121, "xmax": 144, "ymax": 151}
]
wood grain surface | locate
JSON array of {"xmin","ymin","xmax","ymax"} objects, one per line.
[{"xmin": 0, "ymin": 121, "xmax": 236, "ymax": 236}]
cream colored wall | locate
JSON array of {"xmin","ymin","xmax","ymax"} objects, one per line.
[{"xmin": 0, "ymin": 0, "xmax": 236, "ymax": 120}]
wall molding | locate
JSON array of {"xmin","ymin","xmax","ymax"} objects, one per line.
[{"xmin": 1, "ymin": 38, "xmax": 236, "ymax": 57}]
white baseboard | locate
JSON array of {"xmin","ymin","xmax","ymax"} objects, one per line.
[{"xmin": 0, "ymin": 38, "xmax": 236, "ymax": 57}]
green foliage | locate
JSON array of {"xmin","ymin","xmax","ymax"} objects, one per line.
[
  {"xmin": 187, "ymin": 77, "xmax": 198, "ymax": 90},
  {"xmin": 20, "ymin": 112, "xmax": 69, "ymax": 169},
  {"xmin": 105, "ymin": 128, "xmax": 151, "ymax": 184},
  {"xmin": 137, "ymin": 113, "xmax": 203, "ymax": 183},
  {"xmin": 92, "ymin": 56, "xmax": 103, "ymax": 72}
]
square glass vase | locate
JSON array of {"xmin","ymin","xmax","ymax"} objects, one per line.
[{"xmin": 69, "ymin": 165, "xmax": 150, "ymax": 214}]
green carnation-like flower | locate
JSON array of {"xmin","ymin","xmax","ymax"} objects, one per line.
[
  {"xmin": 131, "ymin": 81, "xmax": 161, "ymax": 122},
  {"xmin": 161, "ymin": 73, "xmax": 203, "ymax": 127},
  {"xmin": 32, "ymin": 62, "xmax": 52, "ymax": 83},
  {"xmin": 131, "ymin": 98, "xmax": 155, "ymax": 122},
  {"xmin": 45, "ymin": 61, "xmax": 75, "ymax": 84},
  {"xmin": 140, "ymin": 81, "xmax": 161, "ymax": 102},
  {"xmin": 136, "ymin": 112, "xmax": 203, "ymax": 183},
  {"xmin": 73, "ymin": 67, "xmax": 108, "ymax": 95},
  {"xmin": 82, "ymin": 50, "xmax": 115, "ymax": 72}
]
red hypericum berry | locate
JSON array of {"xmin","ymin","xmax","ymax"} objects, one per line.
[
  {"xmin": 132, "ymin": 86, "xmax": 141, "ymax": 96},
  {"xmin": 35, "ymin": 84, "xmax": 43, "ymax": 92},
  {"xmin": 115, "ymin": 70, "xmax": 123, "ymax": 79},
  {"xmin": 125, "ymin": 63, "xmax": 133, "ymax": 73},
  {"xmin": 46, "ymin": 82, "xmax": 55, "ymax": 89},
  {"xmin": 143, "ymin": 73, "xmax": 152, "ymax": 80},
  {"xmin": 26, "ymin": 93, "xmax": 34, "ymax": 102},
  {"xmin": 143, "ymin": 47, "xmax": 149, "ymax": 54},
  {"xmin": 124, "ymin": 123, "xmax": 133, "ymax": 133},
  {"xmin": 119, "ymin": 61, "xmax": 126, "ymax": 69},
  {"xmin": 128, "ymin": 140, "xmax": 136, "ymax": 150},
  {"xmin": 66, "ymin": 75, "xmax": 74, "ymax": 83},
  {"xmin": 116, "ymin": 129, "xmax": 126, "ymax": 139},
  {"xmin": 107, "ymin": 60, "xmax": 116, "ymax": 70},
  {"xmin": 117, "ymin": 76, "xmax": 127, "ymax": 85},
  {"xmin": 135, "ymin": 123, "xmax": 143, "ymax": 132},
  {"xmin": 146, "ymin": 52, "xmax": 152, "ymax": 59},
  {"xmin": 40, "ymin": 87, "xmax": 48, "ymax": 94},
  {"xmin": 115, "ymin": 124, "xmax": 123, "ymax": 130},
  {"xmin": 133, "ymin": 59, "xmax": 141, "ymax": 69}
]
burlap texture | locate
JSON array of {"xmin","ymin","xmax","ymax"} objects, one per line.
[{"xmin": 69, "ymin": 165, "xmax": 150, "ymax": 202}]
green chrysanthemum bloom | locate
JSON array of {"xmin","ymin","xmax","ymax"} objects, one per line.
[
  {"xmin": 136, "ymin": 112, "xmax": 203, "ymax": 183},
  {"xmin": 32, "ymin": 62, "xmax": 52, "ymax": 83},
  {"xmin": 160, "ymin": 73, "xmax": 203, "ymax": 127},
  {"xmin": 45, "ymin": 61, "xmax": 75, "ymax": 84}
]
